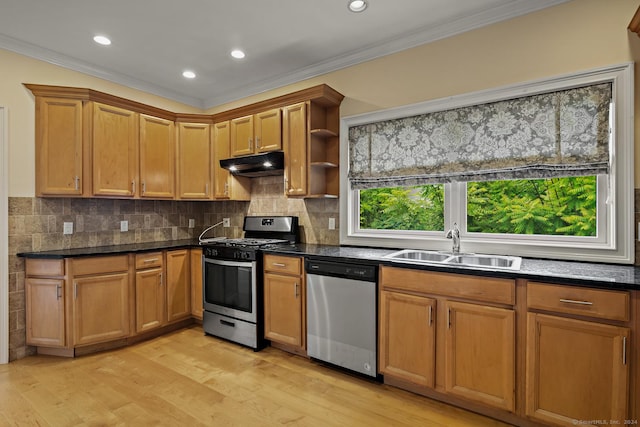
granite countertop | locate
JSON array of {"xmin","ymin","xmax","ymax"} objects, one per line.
[{"xmin": 18, "ymin": 240, "xmax": 640, "ymax": 290}]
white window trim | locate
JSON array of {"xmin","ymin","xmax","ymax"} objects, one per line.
[
  {"xmin": 340, "ymin": 63, "xmax": 634, "ymax": 264},
  {"xmin": 1, "ymin": 106, "xmax": 8, "ymax": 364}
]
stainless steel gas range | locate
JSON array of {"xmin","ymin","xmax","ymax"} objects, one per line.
[{"xmin": 201, "ymin": 216, "xmax": 299, "ymax": 350}]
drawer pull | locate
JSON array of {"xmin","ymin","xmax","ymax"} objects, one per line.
[
  {"xmin": 143, "ymin": 258, "xmax": 159, "ymax": 263},
  {"xmin": 559, "ymin": 298, "xmax": 593, "ymax": 306},
  {"xmin": 272, "ymin": 262, "xmax": 287, "ymax": 267}
]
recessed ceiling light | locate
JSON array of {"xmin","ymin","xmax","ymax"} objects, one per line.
[
  {"xmin": 182, "ymin": 70, "xmax": 196, "ymax": 79},
  {"xmin": 93, "ymin": 35, "xmax": 111, "ymax": 46},
  {"xmin": 348, "ymin": 0, "xmax": 367, "ymax": 12},
  {"xmin": 231, "ymin": 49, "xmax": 246, "ymax": 59}
]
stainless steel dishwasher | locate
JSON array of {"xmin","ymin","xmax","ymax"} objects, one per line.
[{"xmin": 305, "ymin": 258, "xmax": 377, "ymax": 378}]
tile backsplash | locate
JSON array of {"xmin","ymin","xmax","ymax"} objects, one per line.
[{"xmin": 6, "ymin": 175, "xmax": 339, "ymax": 361}]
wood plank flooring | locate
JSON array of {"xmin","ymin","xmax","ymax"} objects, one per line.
[{"xmin": 0, "ymin": 326, "xmax": 511, "ymax": 426}]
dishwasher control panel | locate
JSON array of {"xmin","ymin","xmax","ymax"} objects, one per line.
[{"xmin": 305, "ymin": 259, "xmax": 377, "ymax": 282}]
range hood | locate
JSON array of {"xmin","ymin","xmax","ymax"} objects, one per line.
[{"xmin": 219, "ymin": 151, "xmax": 284, "ymax": 177}]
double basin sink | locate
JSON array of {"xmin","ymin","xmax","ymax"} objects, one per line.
[{"xmin": 384, "ymin": 249, "xmax": 522, "ymax": 271}]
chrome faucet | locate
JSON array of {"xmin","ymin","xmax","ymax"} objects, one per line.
[{"xmin": 446, "ymin": 223, "xmax": 460, "ymax": 254}]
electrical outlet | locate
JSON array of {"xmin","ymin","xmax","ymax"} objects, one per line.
[
  {"xmin": 120, "ymin": 220, "xmax": 128, "ymax": 232},
  {"xmin": 223, "ymin": 218, "xmax": 230, "ymax": 227},
  {"xmin": 188, "ymin": 218, "xmax": 195, "ymax": 229},
  {"xmin": 63, "ymin": 222, "xmax": 73, "ymax": 235},
  {"xmin": 328, "ymin": 217, "xmax": 336, "ymax": 230}
]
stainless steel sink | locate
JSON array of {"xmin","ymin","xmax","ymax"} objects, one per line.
[
  {"xmin": 385, "ymin": 249, "xmax": 451, "ymax": 263},
  {"xmin": 448, "ymin": 254, "xmax": 521, "ymax": 270},
  {"xmin": 384, "ymin": 249, "xmax": 521, "ymax": 271}
]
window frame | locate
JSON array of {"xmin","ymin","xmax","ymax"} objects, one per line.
[{"xmin": 340, "ymin": 63, "xmax": 634, "ymax": 264}]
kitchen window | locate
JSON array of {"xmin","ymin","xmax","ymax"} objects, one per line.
[{"xmin": 340, "ymin": 63, "xmax": 634, "ymax": 264}]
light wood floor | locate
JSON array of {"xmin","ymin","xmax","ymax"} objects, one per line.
[{"xmin": 0, "ymin": 326, "xmax": 511, "ymax": 426}]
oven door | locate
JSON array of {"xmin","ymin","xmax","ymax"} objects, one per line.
[{"xmin": 203, "ymin": 257, "xmax": 257, "ymax": 324}]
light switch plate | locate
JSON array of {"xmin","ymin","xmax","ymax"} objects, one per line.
[
  {"xmin": 63, "ymin": 222, "xmax": 73, "ymax": 235},
  {"xmin": 120, "ymin": 220, "xmax": 128, "ymax": 232},
  {"xmin": 328, "ymin": 217, "xmax": 336, "ymax": 230},
  {"xmin": 188, "ymin": 218, "xmax": 195, "ymax": 228},
  {"xmin": 223, "ymin": 218, "xmax": 230, "ymax": 227}
]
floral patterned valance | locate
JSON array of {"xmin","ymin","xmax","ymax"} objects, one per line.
[{"xmin": 348, "ymin": 83, "xmax": 612, "ymax": 189}]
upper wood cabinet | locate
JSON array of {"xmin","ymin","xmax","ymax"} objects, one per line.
[
  {"xmin": 230, "ymin": 108, "xmax": 281, "ymax": 157},
  {"xmin": 283, "ymin": 97, "xmax": 341, "ymax": 198},
  {"xmin": 283, "ymin": 102, "xmax": 308, "ymax": 197},
  {"xmin": 139, "ymin": 114, "xmax": 175, "ymax": 199},
  {"xmin": 34, "ymin": 97, "xmax": 84, "ymax": 196},
  {"xmin": 212, "ymin": 121, "xmax": 250, "ymax": 201},
  {"xmin": 176, "ymin": 122, "xmax": 211, "ymax": 200},
  {"xmin": 26, "ymin": 83, "xmax": 344, "ymax": 200},
  {"xmin": 91, "ymin": 102, "xmax": 139, "ymax": 197}
]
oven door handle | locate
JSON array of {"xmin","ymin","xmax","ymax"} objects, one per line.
[{"xmin": 204, "ymin": 258, "xmax": 254, "ymax": 268}]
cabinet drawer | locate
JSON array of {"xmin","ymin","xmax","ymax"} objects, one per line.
[
  {"xmin": 26, "ymin": 259, "xmax": 64, "ymax": 277},
  {"xmin": 264, "ymin": 254, "xmax": 302, "ymax": 276},
  {"xmin": 71, "ymin": 255, "xmax": 129, "ymax": 276},
  {"xmin": 380, "ymin": 266, "xmax": 515, "ymax": 305},
  {"xmin": 135, "ymin": 252, "xmax": 163, "ymax": 269},
  {"xmin": 527, "ymin": 282, "xmax": 629, "ymax": 322}
]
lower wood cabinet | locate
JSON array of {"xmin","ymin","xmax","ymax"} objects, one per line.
[
  {"xmin": 379, "ymin": 266, "xmax": 516, "ymax": 414},
  {"xmin": 445, "ymin": 300, "xmax": 515, "ymax": 412},
  {"xmin": 526, "ymin": 313, "xmax": 630, "ymax": 425},
  {"xmin": 135, "ymin": 252, "xmax": 164, "ymax": 333},
  {"xmin": 379, "ymin": 291, "xmax": 436, "ymax": 387},
  {"xmin": 166, "ymin": 249, "xmax": 191, "ymax": 322},
  {"xmin": 263, "ymin": 254, "xmax": 305, "ymax": 353},
  {"xmin": 190, "ymin": 248, "xmax": 203, "ymax": 320},
  {"xmin": 72, "ymin": 270, "xmax": 130, "ymax": 346},
  {"xmin": 26, "ymin": 277, "xmax": 65, "ymax": 347},
  {"xmin": 25, "ymin": 248, "xmax": 197, "ymax": 357}
]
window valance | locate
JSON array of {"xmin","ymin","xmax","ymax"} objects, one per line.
[{"xmin": 348, "ymin": 83, "xmax": 612, "ymax": 189}]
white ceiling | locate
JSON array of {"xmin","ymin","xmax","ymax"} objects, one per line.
[{"xmin": 0, "ymin": 0, "xmax": 568, "ymax": 109}]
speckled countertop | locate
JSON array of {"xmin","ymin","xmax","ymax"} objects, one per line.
[{"xmin": 18, "ymin": 241, "xmax": 640, "ymax": 291}]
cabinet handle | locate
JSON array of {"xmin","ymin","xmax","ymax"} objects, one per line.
[
  {"xmin": 623, "ymin": 336, "xmax": 627, "ymax": 365},
  {"xmin": 256, "ymin": 136, "xmax": 261, "ymax": 149},
  {"xmin": 143, "ymin": 258, "xmax": 159, "ymax": 263},
  {"xmin": 56, "ymin": 284, "xmax": 62, "ymax": 300},
  {"xmin": 205, "ymin": 183, "xmax": 209, "ymax": 196},
  {"xmin": 159, "ymin": 273, "xmax": 163, "ymax": 287},
  {"xmin": 131, "ymin": 180, "xmax": 136, "ymax": 195},
  {"xmin": 272, "ymin": 262, "xmax": 287, "ymax": 267},
  {"xmin": 294, "ymin": 282, "xmax": 299, "ymax": 298},
  {"xmin": 224, "ymin": 182, "xmax": 229, "ymax": 195},
  {"xmin": 74, "ymin": 281, "xmax": 78, "ymax": 299},
  {"xmin": 447, "ymin": 308, "xmax": 451, "ymax": 328},
  {"xmin": 559, "ymin": 298, "xmax": 593, "ymax": 306},
  {"xmin": 74, "ymin": 176, "xmax": 80, "ymax": 191},
  {"xmin": 248, "ymin": 137, "xmax": 253, "ymax": 151},
  {"xmin": 428, "ymin": 305, "xmax": 432, "ymax": 326},
  {"xmin": 142, "ymin": 181, "xmax": 146, "ymax": 195}
]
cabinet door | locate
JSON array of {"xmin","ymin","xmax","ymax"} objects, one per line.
[
  {"xmin": 26, "ymin": 278, "xmax": 65, "ymax": 347},
  {"xmin": 72, "ymin": 272, "xmax": 130, "ymax": 346},
  {"xmin": 255, "ymin": 108, "xmax": 282, "ymax": 153},
  {"xmin": 135, "ymin": 268, "xmax": 164, "ymax": 333},
  {"xmin": 526, "ymin": 313, "xmax": 629, "ymax": 425},
  {"xmin": 230, "ymin": 115, "xmax": 254, "ymax": 156},
  {"xmin": 139, "ymin": 114, "xmax": 175, "ymax": 199},
  {"xmin": 166, "ymin": 250, "xmax": 191, "ymax": 322},
  {"xmin": 379, "ymin": 291, "xmax": 436, "ymax": 387},
  {"xmin": 445, "ymin": 301, "xmax": 515, "ymax": 412},
  {"xmin": 35, "ymin": 97, "xmax": 83, "ymax": 196},
  {"xmin": 283, "ymin": 102, "xmax": 308, "ymax": 196},
  {"xmin": 176, "ymin": 122, "xmax": 211, "ymax": 199},
  {"xmin": 213, "ymin": 121, "xmax": 232, "ymax": 199},
  {"xmin": 92, "ymin": 102, "xmax": 138, "ymax": 197},
  {"xmin": 190, "ymin": 248, "xmax": 203, "ymax": 320},
  {"xmin": 264, "ymin": 272, "xmax": 303, "ymax": 347}
]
